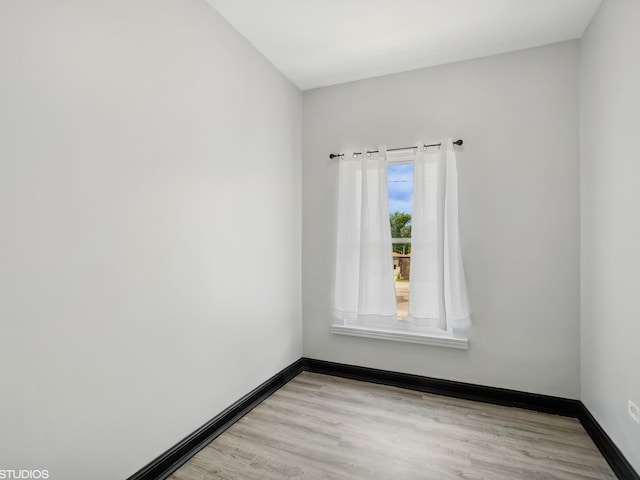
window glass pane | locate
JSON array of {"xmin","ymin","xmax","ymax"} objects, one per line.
[
  {"xmin": 392, "ymin": 244, "xmax": 410, "ymax": 320},
  {"xmin": 388, "ymin": 164, "xmax": 414, "ymax": 321},
  {"xmin": 388, "ymin": 164, "xmax": 414, "ymax": 217}
]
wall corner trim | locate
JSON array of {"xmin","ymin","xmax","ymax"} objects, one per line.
[{"xmin": 578, "ymin": 403, "xmax": 640, "ymax": 480}]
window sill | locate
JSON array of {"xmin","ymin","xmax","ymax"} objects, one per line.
[{"xmin": 330, "ymin": 324, "xmax": 468, "ymax": 350}]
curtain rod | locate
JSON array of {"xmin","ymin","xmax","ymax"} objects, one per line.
[{"xmin": 329, "ymin": 139, "xmax": 463, "ymax": 159}]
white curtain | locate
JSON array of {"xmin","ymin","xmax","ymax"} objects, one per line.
[
  {"xmin": 334, "ymin": 147, "xmax": 397, "ymax": 325},
  {"xmin": 409, "ymin": 138, "xmax": 470, "ymax": 329}
]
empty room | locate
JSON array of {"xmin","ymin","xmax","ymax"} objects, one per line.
[{"xmin": 1, "ymin": 0, "xmax": 639, "ymax": 479}]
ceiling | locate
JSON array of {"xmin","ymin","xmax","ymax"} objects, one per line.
[{"xmin": 207, "ymin": 0, "xmax": 602, "ymax": 91}]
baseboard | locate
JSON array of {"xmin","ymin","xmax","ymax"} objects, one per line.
[
  {"xmin": 126, "ymin": 358, "xmax": 305, "ymax": 480},
  {"xmin": 303, "ymin": 358, "xmax": 639, "ymax": 479},
  {"xmin": 127, "ymin": 357, "xmax": 638, "ymax": 480},
  {"xmin": 578, "ymin": 403, "xmax": 640, "ymax": 480},
  {"xmin": 302, "ymin": 357, "xmax": 581, "ymax": 416}
]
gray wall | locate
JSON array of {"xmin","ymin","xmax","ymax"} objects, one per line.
[
  {"xmin": 580, "ymin": 0, "xmax": 640, "ymax": 471},
  {"xmin": 302, "ymin": 41, "xmax": 580, "ymax": 398},
  {"xmin": 0, "ymin": 1, "xmax": 302, "ymax": 479}
]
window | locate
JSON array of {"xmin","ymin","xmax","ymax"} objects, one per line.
[{"xmin": 333, "ymin": 140, "xmax": 470, "ymax": 348}]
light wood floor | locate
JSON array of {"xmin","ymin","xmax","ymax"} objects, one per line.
[{"xmin": 168, "ymin": 372, "xmax": 616, "ymax": 480}]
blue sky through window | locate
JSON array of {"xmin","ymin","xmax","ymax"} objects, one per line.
[{"xmin": 387, "ymin": 164, "xmax": 414, "ymax": 215}]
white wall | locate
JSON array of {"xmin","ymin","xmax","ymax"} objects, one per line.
[
  {"xmin": 302, "ymin": 41, "xmax": 580, "ymax": 398},
  {"xmin": 580, "ymin": 0, "xmax": 640, "ymax": 471},
  {"xmin": 0, "ymin": 1, "xmax": 302, "ymax": 479}
]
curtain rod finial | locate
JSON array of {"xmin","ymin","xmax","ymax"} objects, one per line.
[{"xmin": 453, "ymin": 139, "xmax": 463, "ymax": 146}]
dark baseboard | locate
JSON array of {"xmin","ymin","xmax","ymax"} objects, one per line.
[
  {"xmin": 302, "ymin": 357, "xmax": 581, "ymax": 417},
  {"xmin": 126, "ymin": 358, "xmax": 305, "ymax": 480},
  {"xmin": 303, "ymin": 358, "xmax": 639, "ymax": 479},
  {"xmin": 578, "ymin": 403, "xmax": 640, "ymax": 480},
  {"xmin": 304, "ymin": 358, "xmax": 639, "ymax": 480},
  {"xmin": 127, "ymin": 357, "xmax": 638, "ymax": 480}
]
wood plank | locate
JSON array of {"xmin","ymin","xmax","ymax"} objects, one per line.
[{"xmin": 168, "ymin": 372, "xmax": 616, "ymax": 480}]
